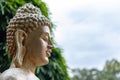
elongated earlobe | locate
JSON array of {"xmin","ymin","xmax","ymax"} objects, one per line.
[{"xmin": 12, "ymin": 29, "xmax": 27, "ymax": 67}]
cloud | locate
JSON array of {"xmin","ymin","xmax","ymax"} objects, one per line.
[
  {"xmin": 59, "ymin": 11, "xmax": 120, "ymax": 69},
  {"xmin": 44, "ymin": 0, "xmax": 120, "ymax": 70}
]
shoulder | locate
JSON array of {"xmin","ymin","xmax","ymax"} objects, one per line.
[
  {"xmin": 0, "ymin": 68, "xmax": 25, "ymax": 80},
  {"xmin": 0, "ymin": 68, "xmax": 40, "ymax": 80},
  {"xmin": 0, "ymin": 69, "xmax": 17, "ymax": 80},
  {"xmin": 0, "ymin": 75, "xmax": 16, "ymax": 80}
]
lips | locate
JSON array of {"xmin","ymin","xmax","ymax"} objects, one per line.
[{"xmin": 46, "ymin": 49, "xmax": 52, "ymax": 57}]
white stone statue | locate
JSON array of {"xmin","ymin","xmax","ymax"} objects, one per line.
[{"xmin": 0, "ymin": 3, "xmax": 53, "ymax": 80}]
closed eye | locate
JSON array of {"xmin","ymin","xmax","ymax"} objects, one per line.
[
  {"xmin": 41, "ymin": 33, "xmax": 49, "ymax": 42},
  {"xmin": 43, "ymin": 36, "xmax": 48, "ymax": 42}
]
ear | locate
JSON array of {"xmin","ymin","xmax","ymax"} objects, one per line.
[
  {"xmin": 13, "ymin": 29, "xmax": 27, "ymax": 67},
  {"xmin": 16, "ymin": 29, "xmax": 27, "ymax": 47}
]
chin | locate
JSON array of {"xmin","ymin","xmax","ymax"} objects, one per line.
[
  {"xmin": 38, "ymin": 57, "xmax": 49, "ymax": 66},
  {"xmin": 39, "ymin": 62, "xmax": 49, "ymax": 66}
]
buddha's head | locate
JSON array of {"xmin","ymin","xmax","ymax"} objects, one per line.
[{"xmin": 6, "ymin": 3, "xmax": 53, "ymax": 67}]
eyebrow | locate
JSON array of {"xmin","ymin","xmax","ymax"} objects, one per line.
[
  {"xmin": 43, "ymin": 32, "xmax": 49, "ymax": 36},
  {"xmin": 42, "ymin": 32, "xmax": 51, "ymax": 39}
]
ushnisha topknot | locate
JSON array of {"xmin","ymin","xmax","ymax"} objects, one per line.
[
  {"xmin": 16, "ymin": 3, "xmax": 42, "ymax": 14},
  {"xmin": 6, "ymin": 3, "xmax": 51, "ymax": 58}
]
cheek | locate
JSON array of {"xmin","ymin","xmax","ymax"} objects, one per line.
[
  {"xmin": 32, "ymin": 38, "xmax": 48, "ymax": 54},
  {"xmin": 39, "ymin": 38, "xmax": 48, "ymax": 51},
  {"xmin": 26, "ymin": 38, "xmax": 48, "ymax": 56}
]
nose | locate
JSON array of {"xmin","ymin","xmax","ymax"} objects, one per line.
[
  {"xmin": 47, "ymin": 44, "xmax": 54, "ymax": 49},
  {"xmin": 48, "ymin": 40, "xmax": 54, "ymax": 49},
  {"xmin": 48, "ymin": 38, "xmax": 54, "ymax": 49}
]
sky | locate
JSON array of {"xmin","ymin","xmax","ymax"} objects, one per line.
[{"xmin": 44, "ymin": 0, "xmax": 120, "ymax": 70}]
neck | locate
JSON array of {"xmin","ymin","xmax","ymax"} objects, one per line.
[
  {"xmin": 21, "ymin": 56, "xmax": 36, "ymax": 73},
  {"xmin": 10, "ymin": 55, "xmax": 36, "ymax": 73}
]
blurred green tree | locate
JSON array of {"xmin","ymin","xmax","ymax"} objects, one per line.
[
  {"xmin": 0, "ymin": 0, "xmax": 70, "ymax": 80},
  {"xmin": 71, "ymin": 59, "xmax": 120, "ymax": 80}
]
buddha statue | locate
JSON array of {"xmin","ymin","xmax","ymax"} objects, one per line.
[{"xmin": 0, "ymin": 3, "xmax": 53, "ymax": 80}]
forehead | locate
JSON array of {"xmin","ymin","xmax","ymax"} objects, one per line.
[
  {"xmin": 29, "ymin": 26, "xmax": 50, "ymax": 36},
  {"xmin": 42, "ymin": 26, "xmax": 50, "ymax": 34}
]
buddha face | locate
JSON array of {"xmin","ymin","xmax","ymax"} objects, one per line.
[{"xmin": 24, "ymin": 26, "xmax": 53, "ymax": 66}]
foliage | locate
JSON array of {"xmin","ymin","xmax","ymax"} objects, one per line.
[
  {"xmin": 71, "ymin": 59, "xmax": 120, "ymax": 80},
  {"xmin": 36, "ymin": 48, "xmax": 70, "ymax": 80},
  {"xmin": 0, "ymin": 0, "xmax": 70, "ymax": 80}
]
